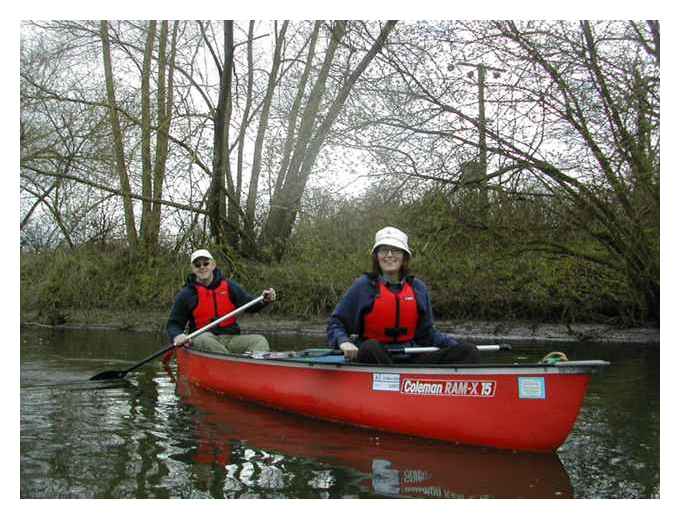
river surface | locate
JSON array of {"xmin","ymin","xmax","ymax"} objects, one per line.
[{"xmin": 19, "ymin": 327, "xmax": 659, "ymax": 499}]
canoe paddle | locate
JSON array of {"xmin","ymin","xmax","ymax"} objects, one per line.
[{"xmin": 89, "ymin": 295, "xmax": 265, "ymax": 381}]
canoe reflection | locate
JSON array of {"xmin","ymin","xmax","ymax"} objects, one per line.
[{"xmin": 176, "ymin": 376, "xmax": 573, "ymax": 498}]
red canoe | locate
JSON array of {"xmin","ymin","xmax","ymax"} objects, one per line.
[{"xmin": 175, "ymin": 347, "xmax": 608, "ymax": 452}]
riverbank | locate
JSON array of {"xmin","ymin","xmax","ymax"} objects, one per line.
[{"xmin": 19, "ymin": 308, "xmax": 660, "ymax": 345}]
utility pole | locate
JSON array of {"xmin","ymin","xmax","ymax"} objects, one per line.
[
  {"xmin": 476, "ymin": 63, "xmax": 488, "ymax": 212},
  {"xmin": 450, "ymin": 61, "xmax": 505, "ymax": 220}
]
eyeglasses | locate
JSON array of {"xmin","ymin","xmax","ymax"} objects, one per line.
[
  {"xmin": 192, "ymin": 260, "xmax": 211, "ymax": 268},
  {"xmin": 376, "ymin": 246, "xmax": 404, "ymax": 257}
]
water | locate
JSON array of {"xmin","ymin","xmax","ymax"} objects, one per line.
[{"xmin": 19, "ymin": 327, "xmax": 659, "ymax": 498}]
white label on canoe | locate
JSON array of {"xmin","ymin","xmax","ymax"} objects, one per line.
[
  {"xmin": 518, "ymin": 377, "xmax": 546, "ymax": 399},
  {"xmin": 400, "ymin": 378, "xmax": 497, "ymax": 397},
  {"xmin": 373, "ymin": 373, "xmax": 401, "ymax": 392}
]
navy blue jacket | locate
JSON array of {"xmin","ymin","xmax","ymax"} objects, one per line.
[
  {"xmin": 166, "ymin": 268, "xmax": 267, "ymax": 341},
  {"xmin": 326, "ymin": 273, "xmax": 460, "ymax": 349}
]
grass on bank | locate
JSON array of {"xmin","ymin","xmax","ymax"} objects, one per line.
[{"xmin": 20, "ymin": 236, "xmax": 643, "ymax": 331}]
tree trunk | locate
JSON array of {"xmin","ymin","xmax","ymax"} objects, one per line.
[
  {"xmin": 236, "ymin": 20, "xmax": 255, "ymax": 248},
  {"xmin": 207, "ymin": 21, "xmax": 234, "ymax": 249},
  {"xmin": 139, "ymin": 20, "xmax": 157, "ymax": 250},
  {"xmin": 147, "ymin": 21, "xmax": 178, "ymax": 252},
  {"xmin": 243, "ymin": 21, "xmax": 289, "ymax": 251},
  {"xmin": 222, "ymin": 21, "xmax": 239, "ymax": 249},
  {"xmin": 274, "ymin": 22, "xmax": 322, "ymax": 195},
  {"xmin": 100, "ymin": 20, "xmax": 138, "ymax": 251}
]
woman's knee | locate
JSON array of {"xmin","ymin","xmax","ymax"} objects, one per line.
[
  {"xmin": 358, "ymin": 340, "xmax": 392, "ymax": 364},
  {"xmin": 424, "ymin": 342, "xmax": 479, "ymax": 364},
  {"xmin": 456, "ymin": 342, "xmax": 480, "ymax": 364}
]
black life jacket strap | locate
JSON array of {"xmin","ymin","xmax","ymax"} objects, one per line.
[{"xmin": 384, "ymin": 326, "xmax": 408, "ymax": 338}]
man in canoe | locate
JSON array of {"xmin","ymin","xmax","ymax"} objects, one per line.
[
  {"xmin": 327, "ymin": 227, "xmax": 480, "ymax": 364},
  {"xmin": 167, "ymin": 249, "xmax": 276, "ymax": 354}
]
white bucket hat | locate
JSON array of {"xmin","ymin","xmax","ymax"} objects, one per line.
[
  {"xmin": 371, "ymin": 226, "xmax": 412, "ymax": 256},
  {"xmin": 190, "ymin": 249, "xmax": 214, "ymax": 263}
]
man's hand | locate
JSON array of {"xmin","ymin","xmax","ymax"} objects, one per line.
[
  {"xmin": 262, "ymin": 288, "xmax": 277, "ymax": 303},
  {"xmin": 173, "ymin": 334, "xmax": 190, "ymax": 347}
]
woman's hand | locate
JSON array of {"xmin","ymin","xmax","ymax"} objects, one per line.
[{"xmin": 339, "ymin": 341, "xmax": 359, "ymax": 361}]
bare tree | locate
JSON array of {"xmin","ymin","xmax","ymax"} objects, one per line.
[
  {"xmin": 366, "ymin": 20, "xmax": 660, "ymax": 320},
  {"xmin": 260, "ymin": 20, "xmax": 398, "ymax": 259},
  {"xmin": 22, "ymin": 21, "xmax": 398, "ymax": 261}
]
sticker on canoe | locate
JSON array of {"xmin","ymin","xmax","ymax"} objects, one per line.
[
  {"xmin": 373, "ymin": 373, "xmax": 401, "ymax": 391},
  {"xmin": 372, "ymin": 374, "xmax": 496, "ymax": 397},
  {"xmin": 518, "ymin": 377, "xmax": 546, "ymax": 399}
]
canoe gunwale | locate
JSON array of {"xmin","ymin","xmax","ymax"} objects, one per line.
[{"xmin": 179, "ymin": 347, "xmax": 609, "ymax": 375}]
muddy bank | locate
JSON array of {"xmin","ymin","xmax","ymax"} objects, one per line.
[
  {"xmin": 20, "ymin": 309, "xmax": 659, "ymax": 345},
  {"xmin": 243, "ymin": 317, "xmax": 659, "ymax": 345}
]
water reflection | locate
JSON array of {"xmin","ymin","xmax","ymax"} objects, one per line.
[
  {"xmin": 20, "ymin": 327, "xmax": 659, "ymax": 498},
  {"xmin": 175, "ymin": 375, "xmax": 573, "ymax": 498}
]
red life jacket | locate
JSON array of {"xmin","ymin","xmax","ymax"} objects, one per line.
[
  {"xmin": 192, "ymin": 279, "xmax": 237, "ymax": 330},
  {"xmin": 362, "ymin": 281, "xmax": 419, "ymax": 343}
]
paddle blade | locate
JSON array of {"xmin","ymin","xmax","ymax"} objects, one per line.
[{"xmin": 89, "ymin": 370, "xmax": 127, "ymax": 381}]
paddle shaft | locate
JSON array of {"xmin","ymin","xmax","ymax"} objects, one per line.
[
  {"xmin": 387, "ymin": 343, "xmax": 511, "ymax": 354},
  {"xmin": 327, "ymin": 343, "xmax": 511, "ymax": 357},
  {"xmin": 90, "ymin": 295, "xmax": 265, "ymax": 380},
  {"xmin": 182, "ymin": 295, "xmax": 265, "ymax": 343}
]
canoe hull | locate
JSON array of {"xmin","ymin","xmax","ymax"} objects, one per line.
[{"xmin": 176, "ymin": 348, "xmax": 605, "ymax": 452}]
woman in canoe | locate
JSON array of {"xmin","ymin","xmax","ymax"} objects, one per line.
[
  {"xmin": 167, "ymin": 249, "xmax": 276, "ymax": 354},
  {"xmin": 327, "ymin": 227, "xmax": 480, "ymax": 364}
]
